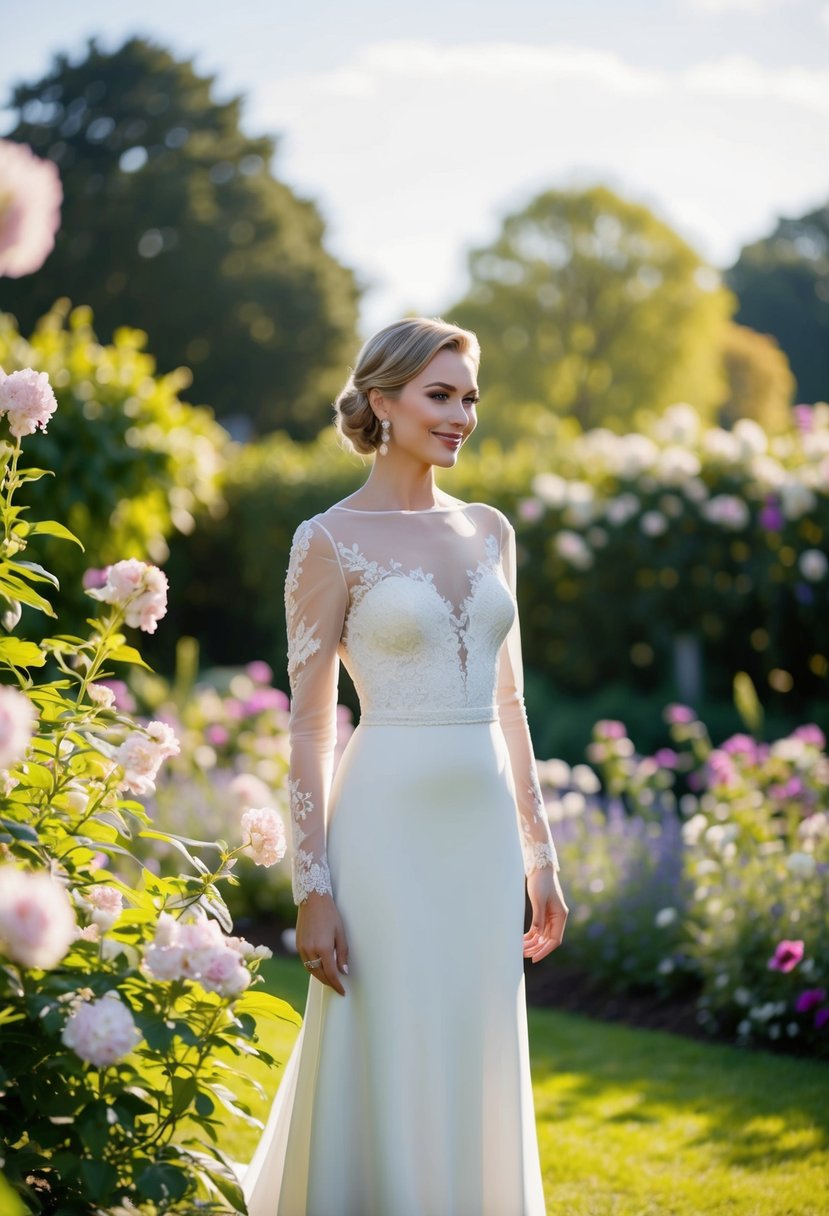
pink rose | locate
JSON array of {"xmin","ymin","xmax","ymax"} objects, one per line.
[
  {"xmin": 86, "ymin": 560, "xmax": 169, "ymax": 633},
  {"xmin": 0, "ymin": 866, "xmax": 77, "ymax": 969},
  {"xmin": 115, "ymin": 721, "xmax": 180, "ymax": 796},
  {"xmin": 0, "ymin": 368, "xmax": 58, "ymax": 437},
  {"xmin": 0, "ymin": 139, "xmax": 62, "ymax": 278},
  {"xmin": 0, "ymin": 686, "xmax": 37, "ymax": 771},
  {"xmin": 768, "ymin": 939, "xmax": 805, "ymax": 973},
  {"xmin": 81, "ymin": 884, "xmax": 123, "ymax": 931},
  {"xmin": 241, "ymin": 807, "xmax": 287, "ymax": 867},
  {"xmin": 61, "ymin": 991, "xmax": 141, "ymax": 1067},
  {"xmin": 199, "ymin": 948, "xmax": 251, "ymax": 997}
]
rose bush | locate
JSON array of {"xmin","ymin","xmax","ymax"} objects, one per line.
[{"xmin": 0, "ymin": 366, "xmax": 297, "ymax": 1214}]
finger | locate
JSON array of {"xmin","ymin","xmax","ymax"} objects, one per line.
[
  {"xmin": 335, "ymin": 923, "xmax": 349, "ymax": 976},
  {"xmin": 319, "ymin": 949, "xmax": 345, "ymax": 996}
]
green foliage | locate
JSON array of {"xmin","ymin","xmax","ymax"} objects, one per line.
[
  {"xmin": 448, "ymin": 184, "xmax": 734, "ymax": 434},
  {"xmin": 1, "ymin": 34, "xmax": 361, "ymax": 437},
  {"xmin": 0, "ymin": 300, "xmax": 230, "ymax": 643},
  {"xmin": 0, "ymin": 397, "xmax": 297, "ymax": 1214},
  {"xmin": 727, "ymin": 197, "xmax": 829, "ymax": 407},
  {"xmin": 718, "ymin": 320, "xmax": 795, "ymax": 434}
]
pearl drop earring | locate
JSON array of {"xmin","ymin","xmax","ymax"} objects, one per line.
[{"xmin": 378, "ymin": 418, "xmax": 391, "ymax": 456}]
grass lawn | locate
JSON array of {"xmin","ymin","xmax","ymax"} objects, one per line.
[{"xmin": 222, "ymin": 957, "xmax": 829, "ymax": 1216}]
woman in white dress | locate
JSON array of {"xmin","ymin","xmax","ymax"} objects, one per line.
[{"xmin": 242, "ymin": 317, "xmax": 569, "ymax": 1216}]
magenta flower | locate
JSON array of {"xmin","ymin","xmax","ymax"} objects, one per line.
[
  {"xmin": 243, "ymin": 688, "xmax": 289, "ymax": 715},
  {"xmin": 767, "ymin": 939, "xmax": 805, "ymax": 973},
  {"xmin": 721, "ymin": 733, "xmax": 758, "ymax": 760},
  {"xmin": 664, "ymin": 703, "xmax": 695, "ymax": 725},
  {"xmin": 792, "ymin": 404, "xmax": 814, "ymax": 434},
  {"xmin": 653, "ymin": 748, "xmax": 679, "ymax": 768},
  {"xmin": 759, "ymin": 494, "xmax": 784, "ymax": 532},
  {"xmin": 795, "ymin": 987, "xmax": 827, "ymax": 1014},
  {"xmin": 815, "ymin": 1007, "xmax": 829, "ymax": 1031},
  {"xmin": 707, "ymin": 749, "xmax": 738, "ymax": 787},
  {"xmin": 0, "ymin": 140, "xmax": 62, "ymax": 278},
  {"xmin": 206, "ymin": 724, "xmax": 230, "ymax": 746}
]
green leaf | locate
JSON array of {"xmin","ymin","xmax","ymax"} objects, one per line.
[
  {"xmin": 15, "ymin": 467, "xmax": 55, "ymax": 483},
  {"xmin": 733, "ymin": 671, "xmax": 763, "ymax": 736},
  {"xmin": 234, "ymin": 990, "xmax": 303, "ymax": 1026},
  {"xmin": 136, "ymin": 1162, "xmax": 189, "ymax": 1203},
  {"xmin": 0, "ymin": 817, "xmax": 39, "ymax": 843},
  {"xmin": 7, "ymin": 560, "xmax": 60, "ymax": 588},
  {"xmin": 139, "ymin": 828, "xmax": 211, "ymax": 874},
  {"xmin": 0, "ymin": 638, "xmax": 46, "ymax": 667},
  {"xmin": 79, "ymin": 1157, "xmax": 118, "ymax": 1198},
  {"xmin": 0, "ymin": 573, "xmax": 55, "ymax": 616},
  {"xmin": 78, "ymin": 1099, "xmax": 111, "ymax": 1156},
  {"xmin": 171, "ymin": 1073, "xmax": 198, "ymax": 1116},
  {"xmin": 107, "ymin": 643, "xmax": 153, "ymax": 670},
  {"xmin": 27, "ymin": 519, "xmax": 84, "ymax": 548},
  {"xmin": 194, "ymin": 1091, "xmax": 215, "ymax": 1117}
]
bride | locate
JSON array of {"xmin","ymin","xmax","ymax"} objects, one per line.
[{"xmin": 242, "ymin": 316, "xmax": 569, "ymax": 1215}]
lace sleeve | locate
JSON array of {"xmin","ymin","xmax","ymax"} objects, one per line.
[
  {"xmin": 495, "ymin": 512, "xmax": 561, "ymax": 877},
  {"xmin": 284, "ymin": 517, "xmax": 348, "ymax": 904}
]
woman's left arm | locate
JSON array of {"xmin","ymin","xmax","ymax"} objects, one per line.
[{"xmin": 495, "ymin": 511, "xmax": 568, "ymax": 962}]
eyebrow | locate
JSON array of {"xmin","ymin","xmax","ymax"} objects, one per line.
[{"xmin": 424, "ymin": 381, "xmax": 480, "ymax": 394}]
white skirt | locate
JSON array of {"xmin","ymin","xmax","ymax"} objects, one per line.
[{"xmin": 242, "ymin": 720, "xmax": 547, "ymax": 1216}]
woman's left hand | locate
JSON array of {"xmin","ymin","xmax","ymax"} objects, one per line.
[{"xmin": 523, "ymin": 868, "xmax": 568, "ymax": 963}]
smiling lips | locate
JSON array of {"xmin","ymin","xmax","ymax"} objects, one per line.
[{"xmin": 433, "ymin": 432, "xmax": 463, "ymax": 449}]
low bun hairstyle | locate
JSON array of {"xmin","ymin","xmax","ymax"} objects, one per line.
[{"xmin": 334, "ymin": 316, "xmax": 480, "ymax": 456}]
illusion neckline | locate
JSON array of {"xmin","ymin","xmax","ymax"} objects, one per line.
[{"xmin": 330, "ymin": 502, "xmax": 469, "ymax": 515}]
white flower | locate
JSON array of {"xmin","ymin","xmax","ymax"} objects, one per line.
[
  {"xmin": 780, "ymin": 480, "xmax": 816, "ymax": 521},
  {"xmin": 536, "ymin": 758, "xmax": 571, "ymax": 789},
  {"xmin": 799, "ymin": 549, "xmax": 827, "ymax": 583},
  {"xmin": 702, "ymin": 428, "xmax": 741, "ymax": 464},
  {"xmin": 570, "ymin": 764, "xmax": 601, "ymax": 795},
  {"xmin": 531, "ymin": 473, "xmax": 568, "ymax": 508},
  {"xmin": 604, "ymin": 492, "xmax": 640, "ymax": 526},
  {"xmin": 733, "ymin": 418, "xmax": 768, "ymax": 457},
  {"xmin": 700, "ymin": 495, "xmax": 749, "ymax": 531},
  {"xmin": 654, "ymin": 403, "xmax": 701, "ymax": 445},
  {"xmin": 640, "ymin": 510, "xmax": 668, "ymax": 537},
  {"xmin": 115, "ymin": 721, "xmax": 180, "ymax": 796},
  {"xmin": 655, "ymin": 907, "xmax": 678, "ymax": 928},
  {"xmin": 82, "ymin": 884, "xmax": 124, "ymax": 931},
  {"xmin": 657, "ymin": 957, "xmax": 676, "ymax": 974},
  {"xmin": 555, "ymin": 530, "xmax": 593, "ymax": 570},
  {"xmin": 87, "ymin": 559, "xmax": 169, "ymax": 633},
  {"xmin": 786, "ymin": 851, "xmax": 817, "ymax": 879},
  {"xmin": 655, "ymin": 446, "xmax": 701, "ymax": 485}
]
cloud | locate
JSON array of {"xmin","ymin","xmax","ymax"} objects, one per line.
[
  {"xmin": 252, "ymin": 39, "xmax": 829, "ymax": 330},
  {"xmin": 687, "ymin": 0, "xmax": 792, "ymax": 11}
]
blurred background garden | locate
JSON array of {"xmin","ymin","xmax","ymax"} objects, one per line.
[{"xmin": 1, "ymin": 2, "xmax": 828, "ymax": 1212}]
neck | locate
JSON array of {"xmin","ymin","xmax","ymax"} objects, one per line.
[{"xmin": 357, "ymin": 456, "xmax": 443, "ymax": 511}]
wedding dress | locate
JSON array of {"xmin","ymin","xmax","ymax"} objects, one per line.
[{"xmin": 241, "ymin": 498, "xmax": 560, "ymax": 1216}]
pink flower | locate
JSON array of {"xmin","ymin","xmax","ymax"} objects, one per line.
[
  {"xmin": 246, "ymin": 660, "xmax": 273, "ymax": 685},
  {"xmin": 143, "ymin": 911, "xmax": 254, "ymax": 997},
  {"xmin": 87, "ymin": 683, "xmax": 116, "ymax": 709},
  {"xmin": 61, "ymin": 991, "xmax": 141, "ymax": 1067},
  {"xmin": 86, "ymin": 559, "xmax": 168, "ymax": 633},
  {"xmin": 81, "ymin": 884, "xmax": 123, "ymax": 931},
  {"xmin": 721, "ymin": 734, "xmax": 758, "ymax": 761},
  {"xmin": 206, "ymin": 724, "xmax": 230, "ymax": 746},
  {"xmin": 0, "ymin": 139, "xmax": 62, "ymax": 277},
  {"xmin": 241, "ymin": 806, "xmax": 287, "ymax": 867},
  {"xmin": 230, "ymin": 772, "xmax": 272, "ymax": 809},
  {"xmin": 664, "ymin": 703, "xmax": 696, "ymax": 725},
  {"xmin": 768, "ymin": 939, "xmax": 805, "ymax": 973},
  {"xmin": 0, "ymin": 865, "xmax": 77, "ymax": 969},
  {"xmin": 793, "ymin": 724, "xmax": 826, "ymax": 749},
  {"xmin": 653, "ymin": 748, "xmax": 679, "ymax": 768},
  {"xmin": 0, "ymin": 368, "xmax": 58, "ymax": 437},
  {"xmin": 199, "ymin": 947, "xmax": 251, "ymax": 997},
  {"xmin": 594, "ymin": 719, "xmax": 627, "ymax": 739},
  {"xmin": 97, "ymin": 679, "xmax": 136, "ymax": 714},
  {"xmin": 518, "ymin": 497, "xmax": 544, "ymax": 523},
  {"xmin": 115, "ymin": 721, "xmax": 180, "ymax": 796},
  {"xmin": 0, "ymin": 685, "xmax": 37, "ymax": 771},
  {"xmin": 795, "ymin": 987, "xmax": 827, "ymax": 1014}
]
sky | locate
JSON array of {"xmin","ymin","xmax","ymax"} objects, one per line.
[{"xmin": 1, "ymin": 0, "xmax": 828, "ymax": 335}]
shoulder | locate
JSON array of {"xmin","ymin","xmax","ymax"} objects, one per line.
[
  {"xmin": 463, "ymin": 500, "xmax": 514, "ymax": 538},
  {"xmin": 288, "ymin": 514, "xmax": 339, "ymax": 560}
]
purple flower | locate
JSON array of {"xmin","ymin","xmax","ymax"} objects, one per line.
[
  {"xmin": 664, "ymin": 703, "xmax": 696, "ymax": 725},
  {"xmin": 759, "ymin": 494, "xmax": 784, "ymax": 532},
  {"xmin": 793, "ymin": 404, "xmax": 814, "ymax": 434},
  {"xmin": 206, "ymin": 724, "xmax": 230, "ymax": 746},
  {"xmin": 767, "ymin": 939, "xmax": 805, "ymax": 973},
  {"xmin": 815, "ymin": 1007, "xmax": 829, "ymax": 1031},
  {"xmin": 82, "ymin": 567, "xmax": 110, "ymax": 590},
  {"xmin": 653, "ymin": 748, "xmax": 679, "ymax": 768},
  {"xmin": 707, "ymin": 749, "xmax": 738, "ymax": 787},
  {"xmin": 795, "ymin": 987, "xmax": 827, "ymax": 1014},
  {"xmin": 793, "ymin": 724, "xmax": 826, "ymax": 749},
  {"xmin": 98, "ymin": 679, "xmax": 136, "ymax": 714}
]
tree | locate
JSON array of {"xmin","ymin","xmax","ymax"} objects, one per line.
[
  {"xmin": 717, "ymin": 321, "xmax": 795, "ymax": 434},
  {"xmin": 726, "ymin": 201, "xmax": 829, "ymax": 407},
  {"xmin": 1, "ymin": 35, "xmax": 361, "ymax": 438},
  {"xmin": 448, "ymin": 185, "xmax": 734, "ymax": 434}
]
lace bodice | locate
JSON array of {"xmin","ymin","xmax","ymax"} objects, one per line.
[{"xmin": 284, "ymin": 498, "xmax": 560, "ymax": 903}]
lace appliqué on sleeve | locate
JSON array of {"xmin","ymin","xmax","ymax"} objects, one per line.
[
  {"xmin": 285, "ymin": 520, "xmax": 322, "ymax": 681},
  {"xmin": 289, "ymin": 777, "xmax": 334, "ymax": 903},
  {"xmin": 518, "ymin": 778, "xmax": 560, "ymax": 874}
]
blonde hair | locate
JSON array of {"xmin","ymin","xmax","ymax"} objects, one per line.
[{"xmin": 334, "ymin": 316, "xmax": 481, "ymax": 456}]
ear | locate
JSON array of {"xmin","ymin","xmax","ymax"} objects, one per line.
[{"xmin": 368, "ymin": 388, "xmax": 386, "ymax": 419}]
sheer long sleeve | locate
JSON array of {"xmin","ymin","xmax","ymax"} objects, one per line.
[
  {"xmin": 284, "ymin": 518, "xmax": 348, "ymax": 904},
  {"xmin": 496, "ymin": 514, "xmax": 561, "ymax": 877}
]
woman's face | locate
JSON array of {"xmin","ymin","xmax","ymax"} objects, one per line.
[{"xmin": 376, "ymin": 347, "xmax": 479, "ymax": 468}]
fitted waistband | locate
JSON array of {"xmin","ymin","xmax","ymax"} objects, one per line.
[{"xmin": 359, "ymin": 705, "xmax": 499, "ymax": 727}]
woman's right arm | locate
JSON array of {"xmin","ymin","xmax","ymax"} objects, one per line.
[{"xmin": 284, "ymin": 518, "xmax": 350, "ymax": 994}]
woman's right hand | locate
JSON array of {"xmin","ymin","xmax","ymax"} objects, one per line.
[{"xmin": 296, "ymin": 891, "xmax": 349, "ymax": 996}]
